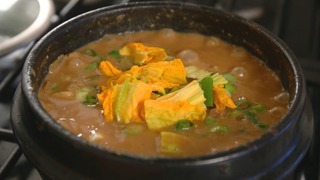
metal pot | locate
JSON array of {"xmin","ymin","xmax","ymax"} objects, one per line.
[{"xmin": 11, "ymin": 2, "xmax": 313, "ymax": 179}]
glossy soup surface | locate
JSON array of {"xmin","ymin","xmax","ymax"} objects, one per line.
[{"xmin": 38, "ymin": 29, "xmax": 289, "ymax": 157}]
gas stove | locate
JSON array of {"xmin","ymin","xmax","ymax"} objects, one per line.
[{"xmin": 0, "ymin": 0, "xmax": 319, "ymax": 179}]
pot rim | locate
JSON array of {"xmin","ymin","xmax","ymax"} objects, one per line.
[{"xmin": 21, "ymin": 1, "xmax": 306, "ymax": 165}]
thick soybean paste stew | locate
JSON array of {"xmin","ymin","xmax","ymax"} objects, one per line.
[{"xmin": 38, "ymin": 29, "xmax": 289, "ymax": 157}]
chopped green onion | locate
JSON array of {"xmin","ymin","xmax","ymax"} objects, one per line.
[
  {"xmin": 85, "ymin": 75, "xmax": 101, "ymax": 83},
  {"xmin": 82, "ymin": 95, "xmax": 98, "ymax": 106},
  {"xmin": 83, "ymin": 49, "xmax": 98, "ymax": 56},
  {"xmin": 161, "ymin": 144, "xmax": 182, "ymax": 154},
  {"xmin": 199, "ymin": 76, "xmax": 214, "ymax": 107},
  {"xmin": 205, "ymin": 117, "xmax": 217, "ymax": 124},
  {"xmin": 76, "ymin": 87, "xmax": 91, "ymax": 100},
  {"xmin": 210, "ymin": 125, "xmax": 230, "ymax": 133},
  {"xmin": 165, "ymin": 56, "xmax": 175, "ymax": 61},
  {"xmin": 223, "ymin": 73, "xmax": 237, "ymax": 83},
  {"xmin": 83, "ymin": 49, "xmax": 106, "ymax": 61},
  {"xmin": 122, "ymin": 124, "xmax": 144, "ymax": 136},
  {"xmin": 108, "ymin": 50, "xmax": 120, "ymax": 59},
  {"xmin": 175, "ymin": 119, "xmax": 194, "ymax": 131},
  {"xmin": 250, "ymin": 104, "xmax": 266, "ymax": 112},
  {"xmin": 169, "ymin": 87, "xmax": 180, "ymax": 93},
  {"xmin": 235, "ymin": 98, "xmax": 253, "ymax": 110},
  {"xmin": 244, "ymin": 111, "xmax": 269, "ymax": 130},
  {"xmin": 225, "ymin": 83, "xmax": 236, "ymax": 94},
  {"xmin": 230, "ymin": 109, "xmax": 244, "ymax": 119},
  {"xmin": 84, "ymin": 61, "xmax": 99, "ymax": 72}
]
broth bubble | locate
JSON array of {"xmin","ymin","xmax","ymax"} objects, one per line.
[
  {"xmin": 206, "ymin": 37, "xmax": 221, "ymax": 46},
  {"xmin": 274, "ymin": 92, "xmax": 290, "ymax": 104},
  {"xmin": 269, "ymin": 106, "xmax": 287, "ymax": 119},
  {"xmin": 231, "ymin": 66, "xmax": 248, "ymax": 79},
  {"xmin": 231, "ymin": 47, "xmax": 246, "ymax": 57},
  {"xmin": 159, "ymin": 28, "xmax": 175, "ymax": 38},
  {"xmin": 177, "ymin": 49, "xmax": 199, "ymax": 65}
]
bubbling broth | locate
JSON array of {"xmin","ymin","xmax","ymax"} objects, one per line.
[{"xmin": 38, "ymin": 29, "xmax": 289, "ymax": 157}]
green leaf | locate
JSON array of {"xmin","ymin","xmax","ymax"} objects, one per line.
[
  {"xmin": 84, "ymin": 61, "xmax": 99, "ymax": 72},
  {"xmin": 76, "ymin": 87, "xmax": 91, "ymax": 100},
  {"xmin": 244, "ymin": 111, "xmax": 269, "ymax": 130},
  {"xmin": 251, "ymin": 104, "xmax": 266, "ymax": 112},
  {"xmin": 199, "ymin": 76, "xmax": 214, "ymax": 107},
  {"xmin": 210, "ymin": 125, "xmax": 230, "ymax": 133},
  {"xmin": 225, "ymin": 83, "xmax": 236, "ymax": 94},
  {"xmin": 223, "ymin": 73, "xmax": 237, "ymax": 83},
  {"xmin": 83, "ymin": 49, "xmax": 98, "ymax": 56},
  {"xmin": 175, "ymin": 119, "xmax": 194, "ymax": 131},
  {"xmin": 205, "ymin": 117, "xmax": 217, "ymax": 124},
  {"xmin": 108, "ymin": 50, "xmax": 120, "ymax": 59},
  {"xmin": 83, "ymin": 49, "xmax": 106, "ymax": 61},
  {"xmin": 235, "ymin": 98, "xmax": 253, "ymax": 110},
  {"xmin": 122, "ymin": 124, "xmax": 144, "ymax": 136},
  {"xmin": 82, "ymin": 95, "xmax": 98, "ymax": 106}
]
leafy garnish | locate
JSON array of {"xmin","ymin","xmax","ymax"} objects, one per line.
[
  {"xmin": 199, "ymin": 76, "xmax": 214, "ymax": 107},
  {"xmin": 232, "ymin": 98, "xmax": 268, "ymax": 130},
  {"xmin": 82, "ymin": 95, "xmax": 98, "ymax": 106},
  {"xmin": 83, "ymin": 49, "xmax": 98, "ymax": 56},
  {"xmin": 122, "ymin": 124, "xmax": 144, "ymax": 136},
  {"xmin": 223, "ymin": 73, "xmax": 236, "ymax": 83},
  {"xmin": 244, "ymin": 111, "xmax": 269, "ymax": 130},
  {"xmin": 175, "ymin": 119, "xmax": 194, "ymax": 131},
  {"xmin": 210, "ymin": 125, "xmax": 230, "ymax": 133},
  {"xmin": 84, "ymin": 61, "xmax": 99, "ymax": 72},
  {"xmin": 205, "ymin": 117, "xmax": 217, "ymax": 124},
  {"xmin": 160, "ymin": 132, "xmax": 187, "ymax": 154},
  {"xmin": 76, "ymin": 87, "xmax": 91, "ymax": 100},
  {"xmin": 108, "ymin": 50, "xmax": 120, "ymax": 59}
]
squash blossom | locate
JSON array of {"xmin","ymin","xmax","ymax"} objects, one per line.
[{"xmin": 97, "ymin": 43, "xmax": 236, "ymax": 130}]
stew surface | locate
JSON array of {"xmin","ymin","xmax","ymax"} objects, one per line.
[{"xmin": 38, "ymin": 29, "xmax": 289, "ymax": 157}]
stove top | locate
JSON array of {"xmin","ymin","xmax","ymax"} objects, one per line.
[{"xmin": 0, "ymin": 0, "xmax": 319, "ymax": 179}]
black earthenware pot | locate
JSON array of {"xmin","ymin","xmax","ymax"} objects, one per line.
[{"xmin": 11, "ymin": 2, "xmax": 313, "ymax": 180}]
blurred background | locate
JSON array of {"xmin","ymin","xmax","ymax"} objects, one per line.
[{"xmin": 0, "ymin": 0, "xmax": 319, "ymax": 179}]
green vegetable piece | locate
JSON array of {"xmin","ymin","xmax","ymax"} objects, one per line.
[
  {"xmin": 76, "ymin": 87, "xmax": 91, "ymax": 100},
  {"xmin": 210, "ymin": 125, "xmax": 230, "ymax": 133},
  {"xmin": 205, "ymin": 117, "xmax": 217, "ymax": 124},
  {"xmin": 244, "ymin": 111, "xmax": 269, "ymax": 130},
  {"xmin": 165, "ymin": 56, "xmax": 175, "ymax": 61},
  {"xmin": 83, "ymin": 49, "xmax": 106, "ymax": 61},
  {"xmin": 235, "ymin": 98, "xmax": 253, "ymax": 110},
  {"xmin": 84, "ymin": 61, "xmax": 99, "ymax": 72},
  {"xmin": 83, "ymin": 49, "xmax": 98, "ymax": 56},
  {"xmin": 251, "ymin": 104, "xmax": 266, "ymax": 112},
  {"xmin": 85, "ymin": 75, "xmax": 101, "ymax": 83},
  {"xmin": 175, "ymin": 119, "xmax": 194, "ymax": 131},
  {"xmin": 108, "ymin": 50, "xmax": 120, "ymax": 59},
  {"xmin": 223, "ymin": 73, "xmax": 237, "ymax": 83},
  {"xmin": 199, "ymin": 76, "xmax": 214, "ymax": 107},
  {"xmin": 123, "ymin": 124, "xmax": 144, "ymax": 136},
  {"xmin": 82, "ymin": 95, "xmax": 98, "ymax": 106},
  {"xmin": 230, "ymin": 109, "xmax": 244, "ymax": 119},
  {"xmin": 225, "ymin": 83, "xmax": 236, "ymax": 94},
  {"xmin": 160, "ymin": 132, "xmax": 187, "ymax": 154}
]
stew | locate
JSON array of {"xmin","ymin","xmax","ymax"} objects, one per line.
[{"xmin": 38, "ymin": 29, "xmax": 289, "ymax": 157}]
